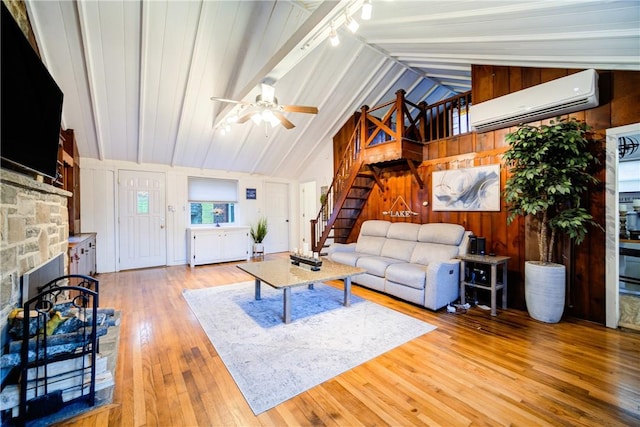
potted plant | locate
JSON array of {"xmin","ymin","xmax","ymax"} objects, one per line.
[
  {"xmin": 502, "ymin": 116, "xmax": 600, "ymax": 323},
  {"xmin": 250, "ymin": 217, "xmax": 268, "ymax": 255}
]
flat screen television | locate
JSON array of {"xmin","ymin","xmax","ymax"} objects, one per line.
[{"xmin": 1, "ymin": 3, "xmax": 64, "ymax": 180}]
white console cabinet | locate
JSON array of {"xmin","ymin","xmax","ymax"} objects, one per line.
[
  {"xmin": 68, "ymin": 233, "xmax": 97, "ymax": 276},
  {"xmin": 187, "ymin": 227, "xmax": 250, "ymax": 267}
]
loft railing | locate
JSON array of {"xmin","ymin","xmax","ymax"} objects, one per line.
[
  {"xmin": 423, "ymin": 90, "xmax": 472, "ymax": 142},
  {"xmin": 311, "ymin": 89, "xmax": 473, "ymax": 251},
  {"xmin": 361, "ymin": 89, "xmax": 425, "ymax": 148}
]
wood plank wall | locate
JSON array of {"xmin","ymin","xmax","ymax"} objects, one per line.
[{"xmin": 332, "ymin": 66, "xmax": 640, "ymax": 324}]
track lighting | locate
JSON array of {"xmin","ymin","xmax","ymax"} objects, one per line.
[
  {"xmin": 361, "ymin": 0, "xmax": 372, "ymax": 20},
  {"xmin": 329, "ymin": 24, "xmax": 340, "ymax": 46},
  {"xmin": 345, "ymin": 13, "xmax": 359, "ymax": 33}
]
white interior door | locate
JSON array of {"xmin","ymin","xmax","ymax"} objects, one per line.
[
  {"xmin": 300, "ymin": 181, "xmax": 316, "ymax": 248},
  {"xmin": 605, "ymin": 122, "xmax": 640, "ymax": 328},
  {"xmin": 118, "ymin": 170, "xmax": 167, "ymax": 270},
  {"xmin": 265, "ymin": 182, "xmax": 289, "ymax": 253}
]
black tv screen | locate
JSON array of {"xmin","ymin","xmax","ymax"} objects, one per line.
[{"xmin": 1, "ymin": 3, "xmax": 64, "ymax": 180}]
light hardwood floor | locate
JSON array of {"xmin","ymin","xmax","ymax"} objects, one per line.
[{"xmin": 56, "ymin": 253, "xmax": 639, "ymax": 426}]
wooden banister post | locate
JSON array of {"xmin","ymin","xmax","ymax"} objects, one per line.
[
  {"xmin": 311, "ymin": 219, "xmax": 317, "ymax": 252},
  {"xmin": 360, "ymin": 105, "xmax": 369, "ymax": 154},
  {"xmin": 418, "ymin": 101, "xmax": 428, "ymax": 143},
  {"xmin": 395, "ymin": 89, "xmax": 406, "ymax": 141}
]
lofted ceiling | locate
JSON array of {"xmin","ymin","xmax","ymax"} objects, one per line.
[{"xmin": 25, "ymin": 0, "xmax": 640, "ymax": 179}]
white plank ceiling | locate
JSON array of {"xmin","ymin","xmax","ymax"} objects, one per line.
[{"xmin": 25, "ymin": 0, "xmax": 640, "ymax": 179}]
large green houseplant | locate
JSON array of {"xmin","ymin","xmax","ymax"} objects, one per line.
[{"xmin": 502, "ymin": 116, "xmax": 600, "ymax": 323}]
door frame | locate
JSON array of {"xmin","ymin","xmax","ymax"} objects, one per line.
[
  {"xmin": 264, "ymin": 181, "xmax": 291, "ymax": 253},
  {"xmin": 117, "ymin": 169, "xmax": 168, "ymax": 271},
  {"xmin": 605, "ymin": 122, "xmax": 640, "ymax": 328},
  {"xmin": 300, "ymin": 181, "xmax": 316, "ymax": 249}
]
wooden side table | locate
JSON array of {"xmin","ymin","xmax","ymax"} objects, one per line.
[{"xmin": 457, "ymin": 254, "xmax": 510, "ymax": 316}]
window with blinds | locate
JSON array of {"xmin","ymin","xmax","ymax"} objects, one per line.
[{"xmin": 188, "ymin": 177, "xmax": 238, "ymax": 225}]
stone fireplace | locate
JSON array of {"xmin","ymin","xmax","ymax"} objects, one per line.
[{"xmin": 0, "ymin": 168, "xmax": 70, "ymax": 342}]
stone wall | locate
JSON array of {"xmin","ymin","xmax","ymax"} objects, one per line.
[{"xmin": 0, "ymin": 169, "xmax": 70, "ymax": 337}]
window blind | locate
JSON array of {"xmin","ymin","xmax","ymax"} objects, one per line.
[
  {"xmin": 188, "ymin": 177, "xmax": 238, "ymax": 202},
  {"xmin": 619, "ymin": 161, "xmax": 640, "ymax": 193}
]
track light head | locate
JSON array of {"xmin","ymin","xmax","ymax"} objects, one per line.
[
  {"xmin": 329, "ymin": 24, "xmax": 340, "ymax": 46},
  {"xmin": 362, "ymin": 0, "xmax": 372, "ymax": 20},
  {"xmin": 346, "ymin": 14, "xmax": 359, "ymax": 33}
]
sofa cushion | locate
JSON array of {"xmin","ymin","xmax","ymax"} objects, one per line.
[
  {"xmin": 356, "ymin": 256, "xmax": 404, "ymax": 277},
  {"xmin": 360, "ymin": 220, "xmax": 391, "ymax": 237},
  {"xmin": 330, "ymin": 250, "xmax": 363, "ymax": 267},
  {"xmin": 418, "ymin": 223, "xmax": 466, "ymax": 246},
  {"xmin": 386, "ymin": 222, "xmax": 421, "ymax": 241},
  {"xmin": 381, "ymin": 239, "xmax": 417, "ymax": 262},
  {"xmin": 411, "ymin": 242, "xmax": 460, "ymax": 266},
  {"xmin": 355, "ymin": 236, "xmax": 387, "ymax": 256},
  {"xmin": 354, "ymin": 220, "xmax": 391, "ymax": 255},
  {"xmin": 386, "ymin": 263, "xmax": 427, "ymax": 290}
]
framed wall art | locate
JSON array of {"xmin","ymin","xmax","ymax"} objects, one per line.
[{"xmin": 432, "ymin": 164, "xmax": 500, "ymax": 211}]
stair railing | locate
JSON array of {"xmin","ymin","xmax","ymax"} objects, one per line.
[{"xmin": 311, "ymin": 115, "xmax": 365, "ymax": 252}]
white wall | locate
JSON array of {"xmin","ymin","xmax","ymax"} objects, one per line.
[
  {"xmin": 79, "ymin": 158, "xmax": 299, "ymax": 273},
  {"xmin": 297, "ymin": 142, "xmax": 334, "ymax": 246},
  {"xmin": 298, "ymin": 142, "xmax": 334, "ymax": 203}
]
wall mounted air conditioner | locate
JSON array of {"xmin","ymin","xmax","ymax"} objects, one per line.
[{"xmin": 470, "ymin": 69, "xmax": 599, "ymax": 133}]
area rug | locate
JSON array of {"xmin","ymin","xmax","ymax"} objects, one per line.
[{"xmin": 183, "ymin": 281, "xmax": 436, "ymax": 414}]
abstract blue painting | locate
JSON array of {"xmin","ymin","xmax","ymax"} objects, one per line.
[{"xmin": 432, "ymin": 164, "xmax": 500, "ymax": 211}]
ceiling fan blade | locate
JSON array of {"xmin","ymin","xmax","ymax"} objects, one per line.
[
  {"xmin": 273, "ymin": 111, "xmax": 295, "ymax": 129},
  {"xmin": 281, "ymin": 105, "xmax": 319, "ymax": 114},
  {"xmin": 236, "ymin": 113, "xmax": 254, "ymax": 124},
  {"xmin": 210, "ymin": 96, "xmax": 249, "ymax": 106}
]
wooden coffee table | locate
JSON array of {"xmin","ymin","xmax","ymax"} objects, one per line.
[{"xmin": 237, "ymin": 258, "xmax": 365, "ymax": 323}]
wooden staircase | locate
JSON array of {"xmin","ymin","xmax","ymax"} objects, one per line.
[
  {"xmin": 311, "ymin": 89, "xmax": 472, "ymax": 253},
  {"xmin": 330, "ymin": 169, "xmax": 379, "ymax": 244}
]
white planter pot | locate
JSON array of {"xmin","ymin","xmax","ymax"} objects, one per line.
[
  {"xmin": 524, "ymin": 261, "xmax": 566, "ymax": 323},
  {"xmin": 253, "ymin": 243, "xmax": 264, "ymax": 255}
]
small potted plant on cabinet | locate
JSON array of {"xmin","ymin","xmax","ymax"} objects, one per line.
[
  {"xmin": 502, "ymin": 116, "xmax": 601, "ymax": 323},
  {"xmin": 250, "ymin": 217, "xmax": 268, "ymax": 256}
]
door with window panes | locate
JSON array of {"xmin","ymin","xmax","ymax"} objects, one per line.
[{"xmin": 118, "ymin": 170, "xmax": 167, "ymax": 270}]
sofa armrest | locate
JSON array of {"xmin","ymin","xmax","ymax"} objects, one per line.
[
  {"xmin": 327, "ymin": 242, "xmax": 356, "ymax": 255},
  {"xmin": 424, "ymin": 259, "xmax": 461, "ymax": 310},
  {"xmin": 427, "ymin": 259, "xmax": 461, "ymax": 284}
]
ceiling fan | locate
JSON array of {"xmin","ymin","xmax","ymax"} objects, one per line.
[{"xmin": 211, "ymin": 83, "xmax": 318, "ymax": 130}]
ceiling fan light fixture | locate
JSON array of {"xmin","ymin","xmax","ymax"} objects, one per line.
[
  {"xmin": 329, "ymin": 24, "xmax": 340, "ymax": 46},
  {"xmin": 251, "ymin": 112, "xmax": 262, "ymax": 125},
  {"xmin": 261, "ymin": 109, "xmax": 280, "ymax": 128},
  {"xmin": 361, "ymin": 0, "xmax": 372, "ymax": 20},
  {"xmin": 227, "ymin": 114, "xmax": 239, "ymax": 123},
  {"xmin": 261, "ymin": 83, "xmax": 276, "ymax": 104}
]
